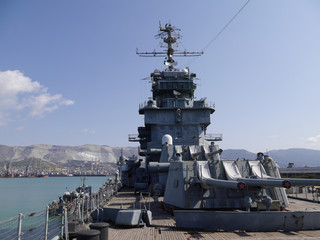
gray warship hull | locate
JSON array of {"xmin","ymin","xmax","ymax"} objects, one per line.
[{"xmin": 175, "ymin": 210, "xmax": 320, "ymax": 231}]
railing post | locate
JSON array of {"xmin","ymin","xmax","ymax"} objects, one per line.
[
  {"xmin": 305, "ymin": 186, "xmax": 308, "ymax": 200},
  {"xmin": 102, "ymin": 191, "xmax": 104, "ymax": 205},
  {"xmin": 81, "ymin": 197, "xmax": 84, "ymax": 222},
  {"xmin": 44, "ymin": 206, "xmax": 49, "ymax": 240},
  {"xmin": 64, "ymin": 207, "xmax": 69, "ymax": 240},
  {"xmin": 17, "ymin": 213, "xmax": 23, "ymax": 240},
  {"xmin": 61, "ymin": 209, "xmax": 64, "ymax": 239},
  {"xmin": 86, "ymin": 197, "xmax": 89, "ymax": 219},
  {"xmin": 77, "ymin": 201, "xmax": 82, "ymax": 222}
]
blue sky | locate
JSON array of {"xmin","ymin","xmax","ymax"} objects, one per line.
[{"xmin": 0, "ymin": 0, "xmax": 320, "ymax": 153}]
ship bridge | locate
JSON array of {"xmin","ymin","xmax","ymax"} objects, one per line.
[
  {"xmin": 134, "ymin": 23, "xmax": 219, "ymax": 153},
  {"xmin": 151, "ymin": 68, "xmax": 196, "ymax": 107}
]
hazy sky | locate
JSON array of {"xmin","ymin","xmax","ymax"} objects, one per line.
[{"xmin": 0, "ymin": 0, "xmax": 320, "ymax": 153}]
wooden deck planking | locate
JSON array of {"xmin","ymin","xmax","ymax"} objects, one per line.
[
  {"xmin": 101, "ymin": 188, "xmax": 320, "ymax": 240},
  {"xmin": 108, "ymin": 227, "xmax": 320, "ymax": 239}
]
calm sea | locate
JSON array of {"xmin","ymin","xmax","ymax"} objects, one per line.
[{"xmin": 0, "ymin": 176, "xmax": 109, "ymax": 222}]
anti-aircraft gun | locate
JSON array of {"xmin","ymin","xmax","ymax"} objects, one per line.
[{"xmin": 117, "ymin": 150, "xmax": 149, "ymax": 193}]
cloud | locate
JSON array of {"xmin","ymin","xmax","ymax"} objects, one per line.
[
  {"xmin": 82, "ymin": 129, "xmax": 96, "ymax": 134},
  {"xmin": 0, "ymin": 70, "xmax": 74, "ymax": 124},
  {"xmin": 14, "ymin": 126, "xmax": 24, "ymax": 132},
  {"xmin": 0, "ymin": 113, "xmax": 9, "ymax": 126},
  {"xmin": 27, "ymin": 93, "xmax": 74, "ymax": 117},
  {"xmin": 307, "ymin": 135, "xmax": 320, "ymax": 143},
  {"xmin": 269, "ymin": 135, "xmax": 278, "ymax": 139}
]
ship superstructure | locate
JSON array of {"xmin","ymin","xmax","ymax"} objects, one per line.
[
  {"xmin": 117, "ymin": 23, "xmax": 320, "ymax": 231},
  {"xmin": 125, "ymin": 23, "xmax": 222, "ymax": 193}
]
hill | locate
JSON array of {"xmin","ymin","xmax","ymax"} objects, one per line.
[
  {"xmin": 222, "ymin": 148, "xmax": 320, "ymax": 167},
  {"xmin": 0, "ymin": 145, "xmax": 319, "ymax": 171}
]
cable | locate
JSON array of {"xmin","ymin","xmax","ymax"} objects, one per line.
[
  {"xmin": 203, "ymin": 0, "xmax": 251, "ymax": 51},
  {"xmin": 188, "ymin": 0, "xmax": 251, "ymax": 66}
]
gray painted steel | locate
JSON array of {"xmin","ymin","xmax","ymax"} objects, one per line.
[
  {"xmin": 115, "ymin": 210, "xmax": 143, "ymax": 226},
  {"xmin": 112, "ymin": 209, "xmax": 152, "ymax": 227},
  {"xmin": 175, "ymin": 210, "xmax": 320, "ymax": 231},
  {"xmin": 118, "ymin": 23, "xmax": 320, "ymax": 231}
]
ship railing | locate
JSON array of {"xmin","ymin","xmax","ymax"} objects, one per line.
[
  {"xmin": 204, "ymin": 101, "xmax": 215, "ymax": 109},
  {"xmin": 130, "ymin": 192, "xmax": 151, "ymax": 211},
  {"xmin": 139, "ymin": 101, "xmax": 147, "ymax": 109},
  {"xmin": 0, "ymin": 215, "xmax": 20, "ymax": 240},
  {"xmin": 128, "ymin": 134, "xmax": 140, "ymax": 142},
  {"xmin": 0, "ymin": 177, "xmax": 120, "ymax": 240},
  {"xmin": 205, "ymin": 133, "xmax": 223, "ymax": 141},
  {"xmin": 139, "ymin": 99, "xmax": 215, "ymax": 109},
  {"xmin": 286, "ymin": 186, "xmax": 320, "ymax": 203},
  {"xmin": 139, "ymin": 100, "xmax": 156, "ymax": 109},
  {"xmin": 139, "ymin": 192, "xmax": 151, "ymax": 211},
  {"xmin": 0, "ymin": 207, "xmax": 63, "ymax": 240}
]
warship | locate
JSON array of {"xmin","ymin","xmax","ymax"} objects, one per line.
[{"xmin": 111, "ymin": 23, "xmax": 320, "ymax": 233}]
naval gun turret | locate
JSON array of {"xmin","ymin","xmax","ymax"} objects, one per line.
[{"xmin": 121, "ymin": 23, "xmax": 320, "ymax": 231}]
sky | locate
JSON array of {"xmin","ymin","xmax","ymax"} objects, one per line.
[{"xmin": 0, "ymin": 0, "xmax": 320, "ymax": 153}]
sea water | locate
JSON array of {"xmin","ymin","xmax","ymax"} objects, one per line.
[{"xmin": 0, "ymin": 176, "xmax": 109, "ymax": 222}]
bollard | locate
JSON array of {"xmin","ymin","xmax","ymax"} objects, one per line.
[
  {"xmin": 76, "ymin": 229, "xmax": 100, "ymax": 240},
  {"xmin": 89, "ymin": 222, "xmax": 109, "ymax": 240}
]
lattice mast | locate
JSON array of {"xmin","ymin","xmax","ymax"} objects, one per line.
[{"xmin": 136, "ymin": 23, "xmax": 203, "ymax": 70}]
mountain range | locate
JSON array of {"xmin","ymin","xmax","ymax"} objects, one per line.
[
  {"xmin": 0, "ymin": 144, "xmax": 319, "ymax": 169},
  {"xmin": 221, "ymin": 148, "xmax": 320, "ymax": 167}
]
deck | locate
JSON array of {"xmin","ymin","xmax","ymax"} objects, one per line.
[{"xmin": 99, "ymin": 188, "xmax": 320, "ymax": 240}]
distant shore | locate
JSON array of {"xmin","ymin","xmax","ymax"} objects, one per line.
[{"xmin": 0, "ymin": 174, "xmax": 110, "ymax": 178}]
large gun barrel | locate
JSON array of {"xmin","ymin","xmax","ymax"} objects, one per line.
[
  {"xmin": 203, "ymin": 178, "xmax": 246, "ymax": 190},
  {"xmin": 198, "ymin": 161, "xmax": 245, "ymax": 190},
  {"xmin": 277, "ymin": 178, "xmax": 320, "ymax": 187},
  {"xmin": 249, "ymin": 177, "xmax": 320, "ymax": 187},
  {"xmin": 205, "ymin": 149, "xmax": 223, "ymax": 157},
  {"xmin": 237, "ymin": 178, "xmax": 291, "ymax": 189},
  {"xmin": 191, "ymin": 151, "xmax": 202, "ymax": 159},
  {"xmin": 148, "ymin": 162, "xmax": 170, "ymax": 173}
]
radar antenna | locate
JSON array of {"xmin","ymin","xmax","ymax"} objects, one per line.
[{"xmin": 136, "ymin": 23, "xmax": 203, "ymax": 69}]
